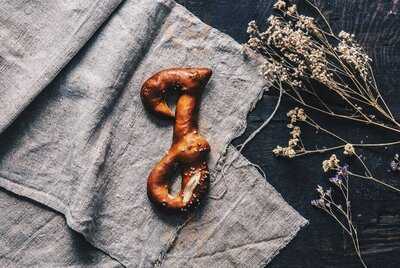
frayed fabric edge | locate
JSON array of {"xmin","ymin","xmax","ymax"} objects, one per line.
[{"xmin": 258, "ymin": 216, "xmax": 309, "ymax": 267}]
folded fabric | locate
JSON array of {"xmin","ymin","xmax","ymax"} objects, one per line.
[
  {"xmin": 0, "ymin": 0, "xmax": 123, "ymax": 133},
  {"xmin": 0, "ymin": 146, "xmax": 306, "ymax": 267},
  {"xmin": 0, "ymin": 0, "xmax": 307, "ymax": 266},
  {"xmin": 160, "ymin": 146, "xmax": 307, "ymax": 267},
  {"xmin": 0, "ymin": 189, "xmax": 120, "ymax": 267}
]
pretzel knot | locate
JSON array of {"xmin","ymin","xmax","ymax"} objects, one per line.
[{"xmin": 141, "ymin": 67, "xmax": 212, "ymax": 212}]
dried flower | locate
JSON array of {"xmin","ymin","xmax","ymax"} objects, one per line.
[
  {"xmin": 390, "ymin": 153, "xmax": 400, "ymax": 172},
  {"xmin": 287, "ymin": 4, "xmax": 297, "ymax": 16},
  {"xmin": 290, "ymin": 126, "xmax": 301, "ymax": 138},
  {"xmin": 328, "ymin": 164, "xmax": 348, "ymax": 187},
  {"xmin": 272, "ymin": 145, "xmax": 296, "ymax": 158},
  {"xmin": 343, "ymin": 143, "xmax": 355, "ymax": 156},
  {"xmin": 315, "ymin": 185, "xmax": 332, "ymax": 199},
  {"xmin": 247, "ymin": 20, "xmax": 259, "ymax": 36},
  {"xmin": 311, "ymin": 198, "xmax": 325, "ymax": 208},
  {"xmin": 246, "ymin": 3, "xmax": 395, "ymax": 266},
  {"xmin": 311, "ymin": 163, "xmax": 367, "ymax": 267},
  {"xmin": 260, "ymin": 60, "xmax": 290, "ymax": 82},
  {"xmin": 296, "ymin": 15, "xmax": 316, "ymax": 31},
  {"xmin": 287, "ymin": 107, "xmax": 307, "ymax": 125},
  {"xmin": 288, "ymin": 138, "xmax": 299, "ymax": 146},
  {"xmin": 273, "ymin": 0, "xmax": 286, "ymax": 10},
  {"xmin": 337, "ymin": 164, "xmax": 349, "ymax": 177},
  {"xmin": 329, "ymin": 175, "xmax": 342, "ymax": 186},
  {"xmin": 245, "ymin": 1, "xmax": 394, "ymax": 138},
  {"xmin": 337, "ymin": 31, "xmax": 371, "ymax": 80},
  {"xmin": 322, "ymin": 154, "xmax": 340, "ymax": 172}
]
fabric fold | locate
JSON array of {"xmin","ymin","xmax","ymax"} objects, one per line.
[
  {"xmin": 160, "ymin": 146, "xmax": 308, "ymax": 267},
  {"xmin": 0, "ymin": 0, "xmax": 124, "ymax": 133},
  {"xmin": 0, "ymin": 0, "xmax": 307, "ymax": 267},
  {"xmin": 0, "ymin": 146, "xmax": 307, "ymax": 267},
  {"xmin": 0, "ymin": 189, "xmax": 121, "ymax": 267}
]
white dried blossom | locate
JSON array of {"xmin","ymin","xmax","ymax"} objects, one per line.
[
  {"xmin": 312, "ymin": 185, "xmax": 334, "ymax": 208},
  {"xmin": 272, "ymin": 145, "xmax": 296, "ymax": 158},
  {"xmin": 273, "ymin": 0, "xmax": 286, "ymax": 10},
  {"xmin": 336, "ymin": 31, "xmax": 371, "ymax": 80},
  {"xmin": 390, "ymin": 153, "xmax": 400, "ymax": 172},
  {"xmin": 316, "ymin": 185, "xmax": 324, "ymax": 195},
  {"xmin": 290, "ymin": 126, "xmax": 301, "ymax": 138},
  {"xmin": 311, "ymin": 198, "xmax": 326, "ymax": 208},
  {"xmin": 343, "ymin": 143, "xmax": 355, "ymax": 156},
  {"xmin": 260, "ymin": 60, "xmax": 290, "ymax": 82},
  {"xmin": 287, "ymin": 4, "xmax": 297, "ymax": 16},
  {"xmin": 247, "ymin": 20, "xmax": 259, "ymax": 36},
  {"xmin": 295, "ymin": 15, "xmax": 316, "ymax": 31},
  {"xmin": 284, "ymin": 147, "xmax": 296, "ymax": 158},
  {"xmin": 322, "ymin": 154, "xmax": 340, "ymax": 172},
  {"xmin": 249, "ymin": 12, "xmax": 334, "ymax": 90},
  {"xmin": 247, "ymin": 37, "xmax": 263, "ymax": 50},
  {"xmin": 288, "ymin": 138, "xmax": 299, "ymax": 146},
  {"xmin": 308, "ymin": 49, "xmax": 333, "ymax": 85},
  {"xmin": 338, "ymin": 30, "xmax": 352, "ymax": 40},
  {"xmin": 265, "ymin": 15, "xmax": 312, "ymax": 52},
  {"xmin": 287, "ymin": 107, "xmax": 307, "ymax": 125},
  {"xmin": 267, "ymin": 15, "xmax": 281, "ymax": 27}
]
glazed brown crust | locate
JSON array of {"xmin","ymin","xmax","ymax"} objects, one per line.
[{"xmin": 141, "ymin": 68, "xmax": 212, "ymax": 212}]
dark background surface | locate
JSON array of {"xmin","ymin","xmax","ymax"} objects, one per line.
[{"xmin": 177, "ymin": 1, "xmax": 400, "ymax": 267}]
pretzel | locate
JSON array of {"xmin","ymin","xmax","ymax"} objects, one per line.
[{"xmin": 141, "ymin": 67, "xmax": 212, "ymax": 212}]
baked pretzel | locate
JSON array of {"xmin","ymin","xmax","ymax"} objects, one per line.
[{"xmin": 141, "ymin": 67, "xmax": 212, "ymax": 212}]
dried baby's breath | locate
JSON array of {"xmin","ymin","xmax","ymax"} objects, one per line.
[
  {"xmin": 246, "ymin": 0, "xmax": 400, "ymax": 191},
  {"xmin": 273, "ymin": 0, "xmax": 286, "ymax": 10},
  {"xmin": 287, "ymin": 107, "xmax": 306, "ymax": 128},
  {"xmin": 290, "ymin": 126, "xmax": 301, "ymax": 138},
  {"xmin": 245, "ymin": 0, "xmax": 400, "ymax": 133},
  {"xmin": 337, "ymin": 31, "xmax": 371, "ymax": 80},
  {"xmin": 245, "ymin": 1, "xmax": 400, "ymax": 266},
  {"xmin": 322, "ymin": 154, "xmax": 340, "ymax": 172},
  {"xmin": 343, "ymin": 143, "xmax": 355, "ymax": 156},
  {"xmin": 272, "ymin": 145, "xmax": 296, "ymax": 158}
]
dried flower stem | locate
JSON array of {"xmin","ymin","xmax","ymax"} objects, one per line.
[
  {"xmin": 245, "ymin": 1, "xmax": 400, "ymax": 266},
  {"xmin": 246, "ymin": 1, "xmax": 400, "ymax": 135},
  {"xmin": 277, "ymin": 108, "xmax": 400, "ymax": 192},
  {"xmin": 284, "ymin": 90, "xmax": 400, "ymax": 135},
  {"xmin": 312, "ymin": 170, "xmax": 367, "ymax": 267}
]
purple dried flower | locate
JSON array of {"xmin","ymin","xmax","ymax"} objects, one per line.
[
  {"xmin": 329, "ymin": 175, "xmax": 342, "ymax": 186},
  {"xmin": 337, "ymin": 164, "xmax": 349, "ymax": 177}
]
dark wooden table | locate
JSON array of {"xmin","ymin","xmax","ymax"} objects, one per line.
[{"xmin": 177, "ymin": 1, "xmax": 400, "ymax": 267}]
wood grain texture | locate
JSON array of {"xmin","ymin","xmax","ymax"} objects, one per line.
[{"xmin": 177, "ymin": 0, "xmax": 400, "ymax": 267}]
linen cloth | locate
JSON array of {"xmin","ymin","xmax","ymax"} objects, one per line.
[
  {"xmin": 0, "ymin": 147, "xmax": 306, "ymax": 267},
  {"xmin": 0, "ymin": 189, "xmax": 121, "ymax": 267},
  {"xmin": 0, "ymin": 0, "xmax": 123, "ymax": 133},
  {"xmin": 0, "ymin": 0, "xmax": 307, "ymax": 266}
]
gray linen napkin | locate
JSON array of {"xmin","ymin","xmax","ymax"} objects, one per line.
[
  {"xmin": 0, "ymin": 0, "xmax": 307, "ymax": 266},
  {"xmin": 0, "ymin": 146, "xmax": 306, "ymax": 267},
  {"xmin": 0, "ymin": 189, "xmax": 121, "ymax": 267},
  {"xmin": 160, "ymin": 146, "xmax": 307, "ymax": 267},
  {"xmin": 0, "ymin": 0, "xmax": 123, "ymax": 133}
]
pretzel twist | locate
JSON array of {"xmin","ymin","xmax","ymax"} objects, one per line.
[{"xmin": 141, "ymin": 67, "xmax": 212, "ymax": 212}]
